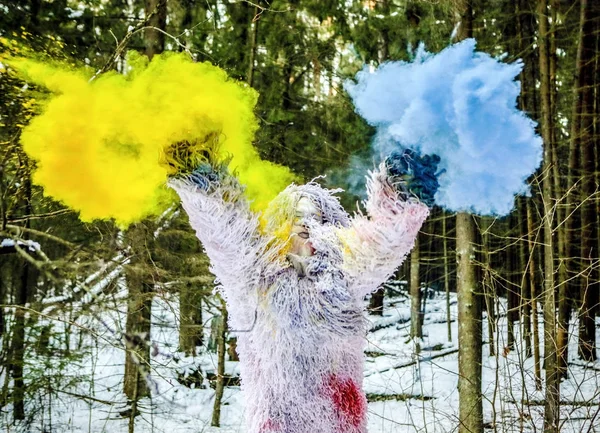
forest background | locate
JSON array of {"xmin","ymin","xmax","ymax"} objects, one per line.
[{"xmin": 0, "ymin": 0, "xmax": 599, "ymax": 432}]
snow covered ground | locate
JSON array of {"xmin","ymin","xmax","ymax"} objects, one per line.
[{"xmin": 2, "ymin": 286, "xmax": 599, "ymax": 433}]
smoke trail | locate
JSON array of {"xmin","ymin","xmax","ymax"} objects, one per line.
[
  {"xmin": 7, "ymin": 51, "xmax": 294, "ymax": 226},
  {"xmin": 345, "ymin": 39, "xmax": 543, "ymax": 216}
]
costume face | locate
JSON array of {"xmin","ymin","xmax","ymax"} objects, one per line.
[
  {"xmin": 261, "ymin": 183, "xmax": 350, "ymax": 263},
  {"xmin": 290, "ymin": 196, "xmax": 322, "ymax": 257}
]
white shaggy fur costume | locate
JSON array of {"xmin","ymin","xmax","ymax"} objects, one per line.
[{"xmin": 170, "ymin": 163, "xmax": 428, "ymax": 433}]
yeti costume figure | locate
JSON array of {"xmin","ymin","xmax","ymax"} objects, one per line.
[{"xmin": 169, "ymin": 158, "xmax": 431, "ymax": 433}]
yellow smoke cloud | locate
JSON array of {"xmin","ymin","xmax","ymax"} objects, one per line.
[{"xmin": 7, "ymin": 51, "xmax": 295, "ymax": 226}]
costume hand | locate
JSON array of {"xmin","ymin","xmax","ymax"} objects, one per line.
[
  {"xmin": 164, "ymin": 134, "xmax": 224, "ymax": 181},
  {"xmin": 189, "ymin": 162, "xmax": 221, "ymax": 191},
  {"xmin": 384, "ymin": 149, "xmax": 441, "ymax": 207}
]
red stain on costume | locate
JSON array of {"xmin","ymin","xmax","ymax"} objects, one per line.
[
  {"xmin": 259, "ymin": 419, "xmax": 282, "ymax": 432},
  {"xmin": 327, "ymin": 375, "xmax": 367, "ymax": 427}
]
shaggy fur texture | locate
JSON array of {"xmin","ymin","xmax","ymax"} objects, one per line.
[{"xmin": 169, "ymin": 163, "xmax": 429, "ymax": 433}]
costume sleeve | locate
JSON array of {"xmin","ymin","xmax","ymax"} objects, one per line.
[
  {"xmin": 169, "ymin": 174, "xmax": 264, "ymax": 324},
  {"xmin": 338, "ymin": 163, "xmax": 430, "ymax": 300}
]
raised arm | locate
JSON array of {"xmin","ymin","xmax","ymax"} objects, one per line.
[
  {"xmin": 169, "ymin": 165, "xmax": 264, "ymax": 322},
  {"xmin": 339, "ymin": 150, "xmax": 439, "ymax": 299}
]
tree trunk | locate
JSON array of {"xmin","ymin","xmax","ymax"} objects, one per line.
[
  {"xmin": 454, "ymin": 0, "xmax": 474, "ymax": 42},
  {"xmin": 211, "ymin": 297, "xmax": 228, "ymax": 427},
  {"xmin": 556, "ymin": 243, "xmax": 570, "ymax": 378},
  {"xmin": 376, "ymin": 0, "xmax": 390, "ymax": 63},
  {"xmin": 516, "ymin": 0, "xmax": 539, "ymax": 118},
  {"xmin": 144, "ymin": 0, "xmax": 167, "ymax": 60},
  {"xmin": 576, "ymin": 0, "xmax": 599, "ymax": 362},
  {"xmin": 0, "ymin": 266, "xmax": 4, "ymax": 339},
  {"xmin": 517, "ymin": 0, "xmax": 560, "ymax": 378},
  {"xmin": 410, "ymin": 235, "xmax": 422, "ymax": 352},
  {"xmin": 527, "ymin": 200, "xmax": 543, "ymax": 389},
  {"xmin": 538, "ymin": 0, "xmax": 560, "ymax": 430},
  {"xmin": 596, "ymin": 19, "xmax": 600, "ymax": 327},
  {"xmin": 12, "ymin": 259, "xmax": 28, "ymax": 421},
  {"xmin": 443, "ymin": 212, "xmax": 452, "ymax": 342},
  {"xmin": 247, "ymin": 4, "xmax": 260, "ymax": 87},
  {"xmin": 123, "ymin": 223, "xmax": 155, "ymax": 401},
  {"xmin": 549, "ymin": 0, "xmax": 561, "ymax": 214},
  {"xmin": 123, "ymin": 275, "xmax": 152, "ymax": 400},
  {"xmin": 454, "ymin": 3, "xmax": 483, "ymax": 432},
  {"xmin": 368, "ymin": 0, "xmax": 391, "ymax": 315},
  {"xmin": 123, "ymin": 1, "xmax": 168, "ymax": 402},
  {"xmin": 548, "ymin": 2, "xmax": 567, "ymax": 336},
  {"xmin": 561, "ymin": 0, "xmax": 588, "ymax": 376},
  {"xmin": 179, "ymin": 283, "xmax": 203, "ymax": 356},
  {"xmin": 457, "ymin": 213, "xmax": 483, "ymax": 433},
  {"xmin": 506, "ymin": 239, "xmax": 519, "ymax": 350},
  {"xmin": 480, "ymin": 219, "xmax": 495, "ymax": 357},
  {"xmin": 518, "ymin": 198, "xmax": 532, "ymax": 358},
  {"xmin": 11, "ymin": 172, "xmax": 33, "ymax": 421},
  {"xmin": 368, "ymin": 288, "xmax": 385, "ymax": 315}
]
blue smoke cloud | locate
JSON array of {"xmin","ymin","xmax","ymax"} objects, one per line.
[{"xmin": 345, "ymin": 39, "xmax": 543, "ymax": 216}]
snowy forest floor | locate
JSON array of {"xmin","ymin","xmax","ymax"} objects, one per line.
[{"xmin": 2, "ymin": 285, "xmax": 600, "ymax": 433}]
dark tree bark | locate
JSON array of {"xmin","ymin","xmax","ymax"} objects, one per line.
[
  {"xmin": 576, "ymin": 0, "xmax": 599, "ymax": 363},
  {"xmin": 11, "ymin": 170, "xmax": 33, "ymax": 422},
  {"xmin": 179, "ymin": 0, "xmax": 208, "ymax": 55},
  {"xmin": 538, "ymin": 0, "xmax": 560, "ymax": 431},
  {"xmin": 549, "ymin": 0, "xmax": 570, "ymax": 378},
  {"xmin": 560, "ymin": 0, "xmax": 589, "ymax": 377},
  {"xmin": 376, "ymin": 0, "xmax": 390, "ymax": 63},
  {"xmin": 454, "ymin": 2, "xmax": 483, "ymax": 431},
  {"xmin": 410, "ymin": 235, "xmax": 422, "ymax": 352},
  {"xmin": 179, "ymin": 283, "xmax": 204, "ymax": 356},
  {"xmin": 0, "ymin": 268, "xmax": 4, "ymax": 339},
  {"xmin": 457, "ymin": 212, "xmax": 483, "ymax": 433},
  {"xmin": 480, "ymin": 219, "xmax": 496, "ymax": 357},
  {"xmin": 454, "ymin": 3, "xmax": 483, "ymax": 432},
  {"xmin": 549, "ymin": 0, "xmax": 561, "ymax": 213},
  {"xmin": 518, "ymin": 198, "xmax": 532, "ymax": 358},
  {"xmin": 368, "ymin": 0, "xmax": 392, "ymax": 315},
  {"xmin": 144, "ymin": 0, "xmax": 167, "ymax": 60},
  {"xmin": 443, "ymin": 212, "xmax": 452, "ymax": 342},
  {"xmin": 516, "ymin": 0, "xmax": 539, "ymax": 118},
  {"xmin": 596, "ymin": 14, "xmax": 600, "ymax": 319},
  {"xmin": 247, "ymin": 3, "xmax": 260, "ymax": 87},
  {"xmin": 455, "ymin": 0, "xmax": 473, "ymax": 42},
  {"xmin": 12, "ymin": 256, "xmax": 28, "ymax": 421},
  {"xmin": 368, "ymin": 288, "xmax": 385, "ymax": 315},
  {"xmin": 506, "ymin": 241, "xmax": 518, "ymax": 350},
  {"xmin": 516, "ymin": 0, "xmax": 566, "ymax": 379},
  {"xmin": 123, "ymin": 1, "xmax": 168, "ymax": 405},
  {"xmin": 515, "ymin": 0, "xmax": 542, "ymax": 332},
  {"xmin": 526, "ymin": 200, "xmax": 542, "ymax": 389},
  {"xmin": 123, "ymin": 237, "xmax": 153, "ymax": 401},
  {"xmin": 211, "ymin": 297, "xmax": 228, "ymax": 427}
]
